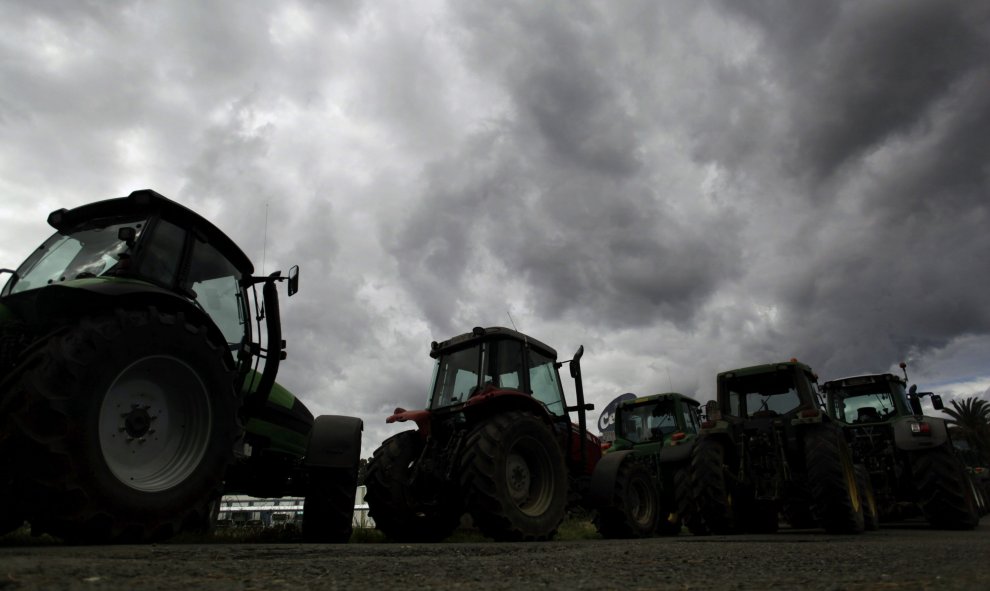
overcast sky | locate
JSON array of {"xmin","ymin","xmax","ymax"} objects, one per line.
[{"xmin": 2, "ymin": 0, "xmax": 988, "ymax": 458}]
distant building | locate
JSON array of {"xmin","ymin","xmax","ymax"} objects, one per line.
[{"xmin": 216, "ymin": 485, "xmax": 373, "ymax": 529}]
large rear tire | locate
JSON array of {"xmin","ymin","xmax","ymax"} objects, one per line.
[
  {"xmin": 594, "ymin": 458, "xmax": 658, "ymax": 538},
  {"xmin": 911, "ymin": 446, "xmax": 979, "ymax": 530},
  {"xmin": 689, "ymin": 437, "xmax": 736, "ymax": 535},
  {"xmin": 804, "ymin": 427, "xmax": 864, "ymax": 534},
  {"xmin": 365, "ymin": 430, "xmax": 460, "ymax": 542},
  {"xmin": 460, "ymin": 411, "xmax": 567, "ymax": 541},
  {"xmin": 8, "ymin": 308, "xmax": 239, "ymax": 543}
]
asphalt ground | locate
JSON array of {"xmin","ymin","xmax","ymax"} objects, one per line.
[{"xmin": 0, "ymin": 519, "xmax": 987, "ymax": 590}]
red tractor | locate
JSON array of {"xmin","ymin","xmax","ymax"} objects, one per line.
[{"xmin": 365, "ymin": 326, "xmax": 601, "ymax": 542}]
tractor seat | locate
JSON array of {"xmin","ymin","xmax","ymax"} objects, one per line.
[{"xmin": 856, "ymin": 407, "xmax": 882, "ymax": 423}]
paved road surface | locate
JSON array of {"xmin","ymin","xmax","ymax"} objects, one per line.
[{"xmin": 0, "ymin": 522, "xmax": 987, "ymax": 590}]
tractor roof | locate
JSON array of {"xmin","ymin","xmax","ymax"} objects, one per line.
[
  {"xmin": 718, "ymin": 360, "xmax": 816, "ymax": 380},
  {"xmin": 430, "ymin": 326, "xmax": 557, "ymax": 360},
  {"xmin": 622, "ymin": 392, "xmax": 701, "ymax": 407},
  {"xmin": 821, "ymin": 373, "xmax": 904, "ymax": 390},
  {"xmin": 47, "ymin": 189, "xmax": 254, "ymax": 275}
]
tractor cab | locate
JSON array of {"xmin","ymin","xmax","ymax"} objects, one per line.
[
  {"xmin": 716, "ymin": 361, "xmax": 822, "ymax": 420},
  {"xmin": 611, "ymin": 393, "xmax": 701, "ymax": 450},
  {"xmin": 427, "ymin": 326, "xmax": 568, "ymax": 416},
  {"xmin": 822, "ymin": 372, "xmax": 944, "ymax": 425},
  {"xmin": 0, "ymin": 190, "xmax": 295, "ymax": 399},
  {"xmin": 822, "ymin": 374, "xmax": 914, "ymax": 424}
]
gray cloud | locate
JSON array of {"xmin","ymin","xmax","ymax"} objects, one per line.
[{"xmin": 1, "ymin": 0, "xmax": 988, "ymax": 457}]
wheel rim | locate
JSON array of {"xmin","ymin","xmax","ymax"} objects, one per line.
[
  {"xmin": 504, "ymin": 436, "xmax": 554, "ymax": 517},
  {"xmin": 627, "ymin": 477, "xmax": 655, "ymax": 527},
  {"xmin": 99, "ymin": 356, "xmax": 212, "ymax": 492}
]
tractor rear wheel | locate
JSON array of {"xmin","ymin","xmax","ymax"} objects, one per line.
[
  {"xmin": 910, "ymin": 446, "xmax": 978, "ymax": 530},
  {"xmin": 8, "ymin": 308, "xmax": 239, "ymax": 543},
  {"xmin": 674, "ymin": 466, "xmax": 702, "ymax": 535},
  {"xmin": 460, "ymin": 411, "xmax": 567, "ymax": 541},
  {"xmin": 689, "ymin": 437, "xmax": 736, "ymax": 535},
  {"xmin": 804, "ymin": 427, "xmax": 864, "ymax": 534},
  {"xmin": 594, "ymin": 458, "xmax": 658, "ymax": 538},
  {"xmin": 365, "ymin": 430, "xmax": 460, "ymax": 542}
]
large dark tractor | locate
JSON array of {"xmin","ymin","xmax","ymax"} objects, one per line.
[
  {"xmin": 821, "ymin": 365, "xmax": 979, "ymax": 529},
  {"xmin": 0, "ymin": 190, "xmax": 362, "ymax": 543},
  {"xmin": 688, "ymin": 361, "xmax": 868, "ymax": 535},
  {"xmin": 364, "ymin": 326, "xmax": 600, "ymax": 542},
  {"xmin": 590, "ymin": 392, "xmax": 702, "ymax": 538}
]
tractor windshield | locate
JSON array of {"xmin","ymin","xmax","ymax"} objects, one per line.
[
  {"xmin": 617, "ymin": 399, "xmax": 678, "ymax": 443},
  {"xmin": 5, "ymin": 218, "xmax": 145, "ymax": 295},
  {"xmin": 828, "ymin": 379, "xmax": 908, "ymax": 424},
  {"xmin": 724, "ymin": 370, "xmax": 802, "ymax": 418},
  {"xmin": 430, "ymin": 344, "xmax": 483, "ymax": 409}
]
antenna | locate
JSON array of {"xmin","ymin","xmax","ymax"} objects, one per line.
[
  {"xmin": 506, "ymin": 311, "xmax": 518, "ymax": 331},
  {"xmin": 666, "ymin": 365, "xmax": 673, "ymax": 392},
  {"xmin": 261, "ymin": 202, "xmax": 270, "ymax": 275}
]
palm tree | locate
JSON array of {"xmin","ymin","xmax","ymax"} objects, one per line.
[{"xmin": 943, "ymin": 396, "xmax": 990, "ymax": 464}]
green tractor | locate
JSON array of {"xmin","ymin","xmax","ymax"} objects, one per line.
[
  {"xmin": 590, "ymin": 392, "xmax": 702, "ymax": 537},
  {"xmin": 365, "ymin": 326, "xmax": 601, "ymax": 542},
  {"xmin": 688, "ymin": 361, "xmax": 869, "ymax": 535},
  {"xmin": 821, "ymin": 366, "xmax": 979, "ymax": 529},
  {"xmin": 0, "ymin": 190, "xmax": 362, "ymax": 543}
]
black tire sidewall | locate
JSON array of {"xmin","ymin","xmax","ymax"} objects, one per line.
[{"xmin": 50, "ymin": 310, "xmax": 238, "ymax": 526}]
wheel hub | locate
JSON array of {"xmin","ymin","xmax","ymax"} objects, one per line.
[
  {"xmin": 507, "ymin": 453, "xmax": 531, "ymax": 502},
  {"xmin": 122, "ymin": 405, "xmax": 154, "ymax": 439}
]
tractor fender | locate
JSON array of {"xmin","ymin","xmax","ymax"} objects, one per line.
[
  {"xmin": 35, "ymin": 282, "xmax": 226, "ymax": 350},
  {"xmin": 893, "ymin": 416, "xmax": 949, "ymax": 451},
  {"xmin": 303, "ymin": 415, "xmax": 364, "ymax": 469},
  {"xmin": 659, "ymin": 441, "xmax": 694, "ymax": 464},
  {"xmin": 589, "ymin": 450, "xmax": 638, "ymax": 507}
]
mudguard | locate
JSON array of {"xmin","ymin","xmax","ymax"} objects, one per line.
[
  {"xmin": 893, "ymin": 416, "xmax": 949, "ymax": 451},
  {"xmin": 659, "ymin": 441, "xmax": 693, "ymax": 464},
  {"xmin": 590, "ymin": 450, "xmax": 636, "ymax": 506},
  {"xmin": 303, "ymin": 415, "xmax": 364, "ymax": 469}
]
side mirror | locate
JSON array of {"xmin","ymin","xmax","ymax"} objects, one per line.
[
  {"xmin": 569, "ymin": 345, "xmax": 584, "ymax": 379},
  {"xmin": 117, "ymin": 226, "xmax": 137, "ymax": 247},
  {"xmin": 705, "ymin": 400, "xmax": 719, "ymax": 420},
  {"xmin": 930, "ymin": 394, "xmax": 944, "ymax": 411},
  {"xmin": 287, "ymin": 265, "xmax": 299, "ymax": 297}
]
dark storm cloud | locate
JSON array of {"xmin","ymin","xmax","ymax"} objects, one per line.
[
  {"xmin": 387, "ymin": 2, "xmax": 744, "ymax": 338},
  {"xmin": 721, "ymin": 0, "xmax": 990, "ymax": 181}
]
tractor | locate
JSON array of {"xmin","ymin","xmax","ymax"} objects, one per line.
[
  {"xmin": 688, "ymin": 360, "xmax": 869, "ymax": 535},
  {"xmin": 590, "ymin": 392, "xmax": 702, "ymax": 537},
  {"xmin": 0, "ymin": 189, "xmax": 362, "ymax": 543},
  {"xmin": 364, "ymin": 326, "xmax": 600, "ymax": 542},
  {"xmin": 821, "ymin": 365, "xmax": 979, "ymax": 529}
]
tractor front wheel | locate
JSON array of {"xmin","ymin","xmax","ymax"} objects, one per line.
[
  {"xmin": 365, "ymin": 430, "xmax": 460, "ymax": 542},
  {"xmin": 594, "ymin": 458, "xmax": 659, "ymax": 538},
  {"xmin": 461, "ymin": 411, "xmax": 567, "ymax": 541},
  {"xmin": 854, "ymin": 464, "xmax": 879, "ymax": 531},
  {"xmin": 303, "ymin": 466, "xmax": 358, "ymax": 543}
]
